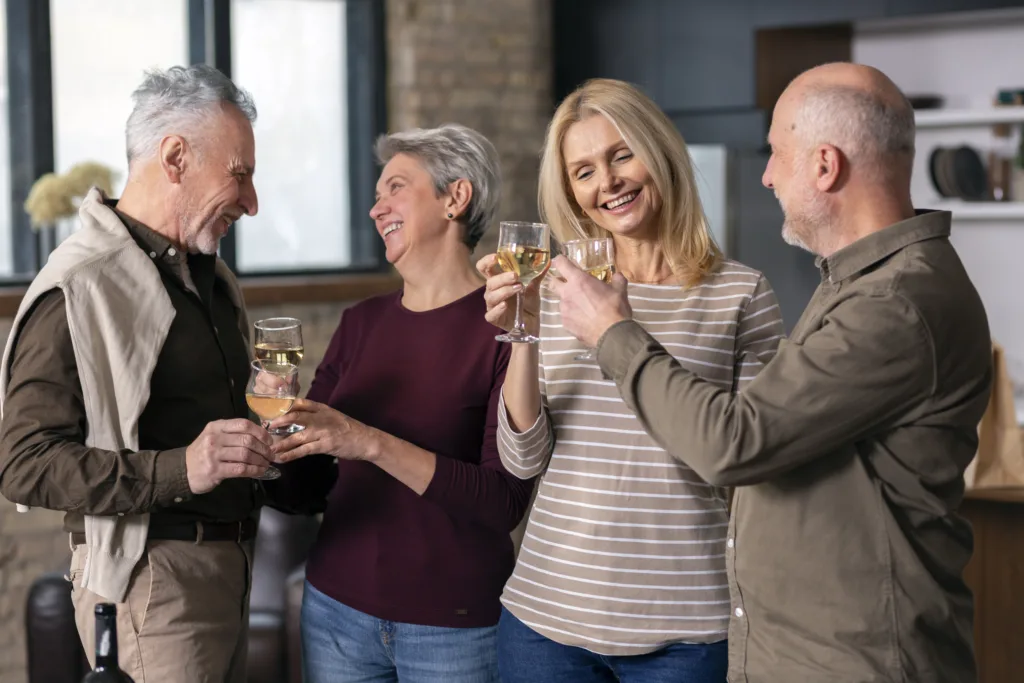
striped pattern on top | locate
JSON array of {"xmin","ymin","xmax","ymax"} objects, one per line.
[{"xmin": 497, "ymin": 260, "xmax": 785, "ymax": 656}]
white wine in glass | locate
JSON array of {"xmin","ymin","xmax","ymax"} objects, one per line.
[
  {"xmin": 254, "ymin": 318, "xmax": 304, "ymax": 367},
  {"xmin": 245, "ymin": 360, "xmax": 304, "ymax": 480},
  {"xmin": 563, "ymin": 237, "xmax": 616, "ymax": 361},
  {"xmin": 495, "ymin": 221, "xmax": 551, "ymax": 343}
]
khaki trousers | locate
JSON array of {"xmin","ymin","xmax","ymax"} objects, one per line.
[{"xmin": 70, "ymin": 537, "xmax": 253, "ymax": 683}]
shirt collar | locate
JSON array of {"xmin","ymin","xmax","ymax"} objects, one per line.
[
  {"xmin": 108, "ymin": 203, "xmax": 187, "ymax": 266},
  {"xmin": 819, "ymin": 209, "xmax": 951, "ymax": 283}
]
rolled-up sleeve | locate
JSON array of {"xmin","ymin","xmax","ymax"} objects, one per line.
[
  {"xmin": 495, "ymin": 389, "xmax": 555, "ymax": 480},
  {"xmin": 597, "ymin": 291, "xmax": 934, "ymax": 487},
  {"xmin": 0, "ymin": 289, "xmax": 191, "ymax": 513}
]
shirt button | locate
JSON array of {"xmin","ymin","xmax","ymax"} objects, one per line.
[
  {"xmin": 735, "ymin": 607, "xmax": 744, "ymax": 618},
  {"xmin": 214, "ymin": 326, "xmax": 219, "ymax": 334},
  {"xmin": 230, "ymin": 378, "xmax": 235, "ymax": 388},
  {"xmin": 148, "ymin": 251, "xmax": 156, "ymax": 258},
  {"xmin": 727, "ymin": 538, "xmax": 734, "ymax": 549},
  {"xmin": 117, "ymin": 512, "xmax": 124, "ymax": 517},
  {"xmin": 173, "ymin": 496, "xmax": 183, "ymax": 503},
  {"xmin": 168, "ymin": 247, "xmax": 177, "ymax": 256}
]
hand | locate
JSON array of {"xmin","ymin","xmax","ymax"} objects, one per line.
[
  {"xmin": 476, "ymin": 253, "xmax": 549, "ymax": 335},
  {"xmin": 270, "ymin": 399, "xmax": 382, "ymax": 464},
  {"xmin": 547, "ymin": 255, "xmax": 632, "ymax": 348},
  {"xmin": 185, "ymin": 419, "xmax": 275, "ymax": 494}
]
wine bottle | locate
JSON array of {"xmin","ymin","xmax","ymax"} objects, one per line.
[{"xmin": 81, "ymin": 603, "xmax": 135, "ymax": 682}]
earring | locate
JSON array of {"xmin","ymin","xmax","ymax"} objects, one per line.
[{"xmin": 447, "ymin": 212, "xmax": 454, "ymax": 219}]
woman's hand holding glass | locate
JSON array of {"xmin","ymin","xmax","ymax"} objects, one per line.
[{"xmin": 270, "ymin": 399, "xmax": 382, "ymax": 464}]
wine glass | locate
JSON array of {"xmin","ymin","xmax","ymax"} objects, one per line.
[
  {"xmin": 253, "ymin": 318, "xmax": 304, "ymax": 366},
  {"xmin": 494, "ymin": 221, "xmax": 551, "ymax": 343},
  {"xmin": 245, "ymin": 360, "xmax": 303, "ymax": 480},
  {"xmin": 562, "ymin": 237, "xmax": 616, "ymax": 361}
]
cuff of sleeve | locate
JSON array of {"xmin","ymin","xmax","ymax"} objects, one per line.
[
  {"xmin": 421, "ymin": 452, "xmax": 452, "ymax": 503},
  {"xmin": 597, "ymin": 320, "xmax": 657, "ymax": 383},
  {"xmin": 154, "ymin": 447, "xmax": 192, "ymax": 505},
  {"xmin": 497, "ymin": 388, "xmax": 548, "ymax": 442}
]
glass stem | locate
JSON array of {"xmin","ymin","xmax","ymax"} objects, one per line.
[{"xmin": 513, "ymin": 292, "xmax": 525, "ymax": 334}]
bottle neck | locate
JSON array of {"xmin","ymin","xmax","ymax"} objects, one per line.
[{"xmin": 94, "ymin": 612, "xmax": 119, "ymax": 669}]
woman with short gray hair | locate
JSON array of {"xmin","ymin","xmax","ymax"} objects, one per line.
[{"xmin": 266, "ymin": 124, "xmax": 534, "ymax": 683}]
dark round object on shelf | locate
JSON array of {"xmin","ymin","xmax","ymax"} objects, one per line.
[
  {"xmin": 929, "ymin": 147, "xmax": 951, "ymax": 197},
  {"xmin": 951, "ymin": 145, "xmax": 988, "ymax": 201}
]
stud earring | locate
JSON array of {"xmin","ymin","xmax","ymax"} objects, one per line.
[{"xmin": 447, "ymin": 212, "xmax": 454, "ymax": 219}]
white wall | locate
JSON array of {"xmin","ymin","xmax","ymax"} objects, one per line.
[{"xmin": 854, "ymin": 10, "xmax": 1024, "ymax": 395}]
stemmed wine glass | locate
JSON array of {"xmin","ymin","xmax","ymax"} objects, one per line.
[
  {"xmin": 253, "ymin": 318, "xmax": 304, "ymax": 366},
  {"xmin": 494, "ymin": 221, "xmax": 551, "ymax": 343},
  {"xmin": 562, "ymin": 237, "xmax": 616, "ymax": 361},
  {"xmin": 245, "ymin": 359, "xmax": 303, "ymax": 480}
]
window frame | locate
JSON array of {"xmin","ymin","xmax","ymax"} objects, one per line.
[{"xmin": 3, "ymin": 0, "xmax": 388, "ymax": 284}]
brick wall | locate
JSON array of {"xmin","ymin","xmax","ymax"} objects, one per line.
[
  {"xmin": 0, "ymin": 2, "xmax": 552, "ymax": 679},
  {"xmin": 386, "ymin": 0, "xmax": 553, "ymax": 256}
]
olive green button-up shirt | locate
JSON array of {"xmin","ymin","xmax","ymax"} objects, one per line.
[{"xmin": 598, "ymin": 210, "xmax": 991, "ymax": 683}]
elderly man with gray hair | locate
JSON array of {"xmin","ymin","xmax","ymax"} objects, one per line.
[
  {"xmin": 263, "ymin": 123, "xmax": 534, "ymax": 683},
  {"xmin": 547, "ymin": 63, "xmax": 992, "ymax": 682},
  {"xmin": 0, "ymin": 64, "xmax": 271, "ymax": 681}
]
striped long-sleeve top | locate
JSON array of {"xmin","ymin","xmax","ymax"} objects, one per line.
[{"xmin": 497, "ymin": 260, "xmax": 785, "ymax": 656}]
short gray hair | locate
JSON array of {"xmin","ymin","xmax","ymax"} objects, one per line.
[
  {"xmin": 795, "ymin": 84, "xmax": 915, "ymax": 173},
  {"xmin": 375, "ymin": 124, "xmax": 502, "ymax": 250},
  {"xmin": 126, "ymin": 64, "xmax": 257, "ymax": 167}
]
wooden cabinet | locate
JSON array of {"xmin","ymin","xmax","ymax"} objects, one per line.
[{"xmin": 961, "ymin": 489, "xmax": 1024, "ymax": 683}]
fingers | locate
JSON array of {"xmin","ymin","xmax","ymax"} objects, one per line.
[
  {"xmin": 221, "ymin": 461, "xmax": 269, "ymax": 480},
  {"xmin": 475, "ymin": 253, "xmax": 502, "ymax": 278},
  {"xmin": 611, "ymin": 272, "xmax": 629, "ymax": 294},
  {"xmin": 484, "ymin": 302, "xmax": 508, "ymax": 326},
  {"xmin": 483, "ymin": 282, "xmax": 522, "ymax": 309},
  {"xmin": 273, "ymin": 441, "xmax": 321, "ymax": 464},
  {"xmin": 211, "ymin": 419, "xmax": 274, "ymax": 447},
  {"xmin": 552, "ymin": 255, "xmax": 585, "ymax": 283},
  {"xmin": 546, "ymin": 274, "xmax": 566, "ymax": 297},
  {"xmin": 217, "ymin": 445, "xmax": 274, "ymax": 467},
  {"xmin": 214, "ymin": 432, "xmax": 273, "ymax": 456}
]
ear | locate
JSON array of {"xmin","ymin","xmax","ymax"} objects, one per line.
[
  {"xmin": 158, "ymin": 135, "xmax": 189, "ymax": 184},
  {"xmin": 443, "ymin": 178, "xmax": 474, "ymax": 220},
  {"xmin": 814, "ymin": 144, "xmax": 843, "ymax": 192}
]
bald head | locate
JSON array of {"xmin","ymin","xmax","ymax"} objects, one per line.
[{"xmin": 781, "ymin": 62, "xmax": 915, "ymax": 177}]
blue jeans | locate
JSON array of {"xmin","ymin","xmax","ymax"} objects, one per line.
[
  {"xmin": 300, "ymin": 581, "xmax": 499, "ymax": 683},
  {"xmin": 497, "ymin": 608, "xmax": 727, "ymax": 683}
]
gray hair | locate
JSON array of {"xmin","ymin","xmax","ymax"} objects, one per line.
[
  {"xmin": 795, "ymin": 84, "xmax": 915, "ymax": 174},
  {"xmin": 125, "ymin": 64, "xmax": 257, "ymax": 167},
  {"xmin": 375, "ymin": 124, "xmax": 502, "ymax": 250}
]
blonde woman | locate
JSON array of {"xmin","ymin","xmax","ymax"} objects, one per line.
[{"xmin": 477, "ymin": 79, "xmax": 785, "ymax": 682}]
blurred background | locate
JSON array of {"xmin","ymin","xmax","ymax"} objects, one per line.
[{"xmin": 2, "ymin": 1, "xmax": 1024, "ymax": 682}]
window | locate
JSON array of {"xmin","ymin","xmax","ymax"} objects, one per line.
[
  {"xmin": 231, "ymin": 0, "xmax": 350, "ymax": 273},
  {"xmin": 50, "ymin": 1, "xmax": 188, "ymax": 200},
  {"xmin": 0, "ymin": 0, "xmax": 384, "ymax": 285}
]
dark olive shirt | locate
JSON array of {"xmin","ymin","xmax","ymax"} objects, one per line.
[
  {"xmin": 0, "ymin": 207, "xmax": 258, "ymax": 531},
  {"xmin": 599, "ymin": 210, "xmax": 991, "ymax": 683}
]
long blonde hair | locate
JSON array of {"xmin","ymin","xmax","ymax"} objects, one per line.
[{"xmin": 538, "ymin": 78, "xmax": 722, "ymax": 286}]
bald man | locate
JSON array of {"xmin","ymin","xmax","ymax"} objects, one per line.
[{"xmin": 545, "ymin": 63, "xmax": 991, "ymax": 682}]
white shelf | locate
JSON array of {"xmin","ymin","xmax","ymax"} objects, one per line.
[
  {"xmin": 915, "ymin": 107, "xmax": 1024, "ymax": 129},
  {"xmin": 929, "ymin": 200, "xmax": 1024, "ymax": 220}
]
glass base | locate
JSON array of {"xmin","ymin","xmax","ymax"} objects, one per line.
[
  {"xmin": 496, "ymin": 331, "xmax": 540, "ymax": 344},
  {"xmin": 257, "ymin": 465, "xmax": 281, "ymax": 480},
  {"xmin": 269, "ymin": 423, "xmax": 305, "ymax": 436}
]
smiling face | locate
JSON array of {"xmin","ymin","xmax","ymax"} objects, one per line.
[
  {"xmin": 561, "ymin": 113, "xmax": 661, "ymax": 240},
  {"xmin": 176, "ymin": 103, "xmax": 258, "ymax": 255},
  {"xmin": 762, "ymin": 90, "xmax": 831, "ymax": 253},
  {"xmin": 369, "ymin": 153, "xmax": 450, "ymax": 266}
]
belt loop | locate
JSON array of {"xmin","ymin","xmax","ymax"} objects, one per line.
[
  {"xmin": 195, "ymin": 521, "xmax": 204, "ymax": 545},
  {"xmin": 68, "ymin": 532, "xmax": 76, "ymax": 552},
  {"xmin": 237, "ymin": 520, "xmax": 244, "ymax": 544}
]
